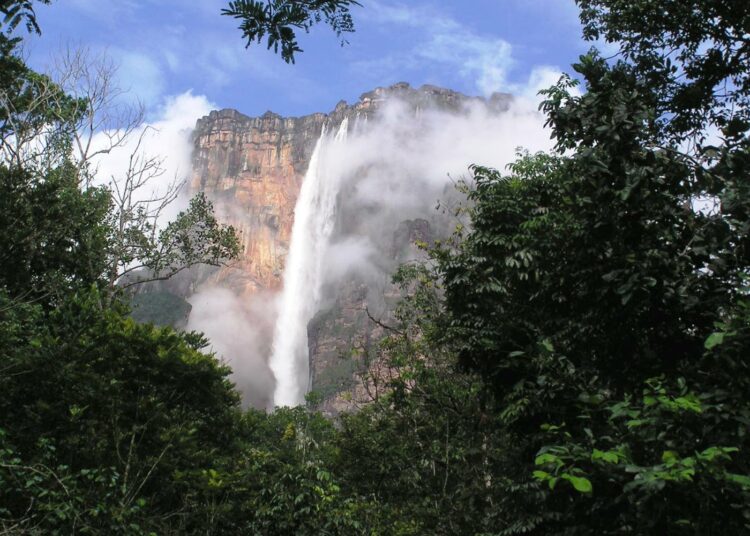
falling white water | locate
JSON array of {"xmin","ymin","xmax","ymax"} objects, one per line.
[{"xmin": 269, "ymin": 119, "xmax": 349, "ymax": 407}]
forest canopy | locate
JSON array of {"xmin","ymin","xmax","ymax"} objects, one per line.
[{"xmin": 1, "ymin": 0, "xmax": 749, "ymax": 534}]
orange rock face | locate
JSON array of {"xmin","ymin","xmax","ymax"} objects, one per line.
[
  {"xmin": 190, "ymin": 109, "xmax": 327, "ymax": 297},
  {"xmin": 186, "ymin": 84, "xmax": 513, "ymax": 411},
  {"xmin": 188, "ymin": 84, "xmax": 509, "ymax": 299}
]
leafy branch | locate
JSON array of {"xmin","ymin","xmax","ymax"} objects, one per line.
[{"xmin": 222, "ymin": 0, "xmax": 361, "ymax": 63}]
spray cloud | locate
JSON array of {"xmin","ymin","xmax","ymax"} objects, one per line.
[
  {"xmin": 171, "ymin": 88, "xmax": 559, "ymax": 409},
  {"xmin": 260, "ymin": 94, "xmax": 554, "ymax": 406}
]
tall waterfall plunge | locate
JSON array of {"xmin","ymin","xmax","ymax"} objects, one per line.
[{"xmin": 269, "ymin": 119, "xmax": 349, "ymax": 407}]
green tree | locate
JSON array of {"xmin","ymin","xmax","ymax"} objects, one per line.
[
  {"xmin": 1, "ymin": 277, "xmax": 372, "ymax": 536},
  {"xmin": 577, "ymin": 0, "xmax": 750, "ymax": 141},
  {"xmin": 0, "ymin": 36, "xmax": 240, "ymax": 305},
  {"xmin": 0, "ymin": 164, "xmax": 110, "ymax": 304},
  {"xmin": 0, "ymin": 288, "xmax": 243, "ymax": 533},
  {"xmin": 222, "ymin": 0, "xmax": 360, "ymax": 63},
  {"xmin": 329, "ymin": 264, "xmax": 535, "ymax": 535},
  {"xmin": 0, "ymin": 19, "xmax": 243, "ymax": 532},
  {"xmin": 426, "ymin": 1, "xmax": 750, "ymax": 532},
  {"xmin": 0, "ymin": 36, "xmax": 111, "ymax": 304}
]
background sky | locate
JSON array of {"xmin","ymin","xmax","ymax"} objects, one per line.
[{"xmin": 26, "ymin": 0, "xmax": 590, "ymax": 120}]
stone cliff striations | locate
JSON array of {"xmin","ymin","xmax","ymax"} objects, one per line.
[
  {"xmin": 184, "ymin": 83, "xmax": 513, "ymax": 410},
  {"xmin": 189, "ymin": 109, "xmax": 325, "ymax": 296},
  {"xmin": 189, "ymin": 83, "xmax": 510, "ymax": 297}
]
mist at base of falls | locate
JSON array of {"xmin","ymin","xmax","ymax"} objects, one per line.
[{"xmin": 187, "ymin": 95, "xmax": 554, "ymax": 410}]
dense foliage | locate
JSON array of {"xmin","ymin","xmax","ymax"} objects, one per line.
[{"xmin": 2, "ymin": 0, "xmax": 749, "ymax": 534}]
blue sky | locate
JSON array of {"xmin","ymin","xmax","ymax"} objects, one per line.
[{"xmin": 27, "ymin": 0, "xmax": 589, "ymax": 119}]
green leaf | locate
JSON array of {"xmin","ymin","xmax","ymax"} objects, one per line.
[
  {"xmin": 535, "ymin": 453, "xmax": 559, "ymax": 466},
  {"xmin": 672, "ymin": 395, "xmax": 702, "ymax": 413},
  {"xmin": 726, "ymin": 473, "xmax": 750, "ymax": 489},
  {"xmin": 563, "ymin": 474, "xmax": 593, "ymax": 494},
  {"xmin": 704, "ymin": 332, "xmax": 725, "ymax": 349},
  {"xmin": 626, "ymin": 419, "xmax": 646, "ymax": 428},
  {"xmin": 592, "ymin": 449, "xmax": 619, "ymax": 464},
  {"xmin": 532, "ymin": 470, "xmax": 550, "ymax": 480},
  {"xmin": 698, "ymin": 446, "xmax": 737, "ymax": 462}
]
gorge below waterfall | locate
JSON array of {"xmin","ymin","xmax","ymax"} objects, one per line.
[{"xmin": 138, "ymin": 83, "xmax": 552, "ymax": 412}]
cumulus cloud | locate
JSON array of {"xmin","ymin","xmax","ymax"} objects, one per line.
[{"xmin": 87, "ymin": 91, "xmax": 215, "ymax": 222}]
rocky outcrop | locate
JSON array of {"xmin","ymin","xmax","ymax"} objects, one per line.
[
  {"xmin": 189, "ymin": 83, "xmax": 510, "ymax": 298},
  {"xmin": 189, "ymin": 109, "xmax": 324, "ymax": 295},
  {"xmin": 186, "ymin": 83, "xmax": 511, "ymax": 410}
]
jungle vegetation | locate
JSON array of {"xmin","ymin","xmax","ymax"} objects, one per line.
[{"xmin": 1, "ymin": 0, "xmax": 749, "ymax": 534}]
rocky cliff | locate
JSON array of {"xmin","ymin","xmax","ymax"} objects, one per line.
[
  {"xmin": 189, "ymin": 83, "xmax": 509, "ymax": 296},
  {"xmin": 184, "ymin": 83, "xmax": 512, "ymax": 411},
  {"xmin": 189, "ymin": 109, "xmax": 323, "ymax": 296}
]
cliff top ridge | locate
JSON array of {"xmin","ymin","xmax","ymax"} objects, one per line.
[{"xmin": 195, "ymin": 82, "xmax": 513, "ymax": 131}]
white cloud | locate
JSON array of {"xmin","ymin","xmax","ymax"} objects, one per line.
[
  {"xmin": 187, "ymin": 286, "xmax": 277, "ymax": 410},
  {"xmin": 360, "ymin": 1, "xmax": 566, "ymax": 98},
  {"xmin": 462, "ymin": 40, "xmax": 515, "ymax": 96},
  {"xmin": 366, "ymin": 2, "xmax": 431, "ymax": 26},
  {"xmin": 87, "ymin": 91, "xmax": 215, "ymax": 221},
  {"xmin": 155, "ymin": 91, "xmax": 214, "ymax": 131},
  {"xmin": 418, "ymin": 21, "xmax": 515, "ymax": 96},
  {"xmin": 507, "ymin": 65, "xmax": 582, "ymax": 107},
  {"xmin": 520, "ymin": 66, "xmax": 566, "ymax": 98},
  {"xmin": 333, "ymin": 97, "xmax": 553, "ymax": 210}
]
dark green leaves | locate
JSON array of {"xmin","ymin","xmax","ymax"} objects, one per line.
[
  {"xmin": 576, "ymin": 0, "xmax": 750, "ymax": 141},
  {"xmin": 0, "ymin": 0, "xmax": 52, "ymax": 34},
  {"xmin": 222, "ymin": 0, "xmax": 360, "ymax": 63}
]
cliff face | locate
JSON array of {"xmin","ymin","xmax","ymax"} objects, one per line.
[
  {"xmin": 186, "ymin": 83, "xmax": 511, "ymax": 410},
  {"xmin": 189, "ymin": 110, "xmax": 325, "ymax": 296},
  {"xmin": 189, "ymin": 83, "xmax": 510, "ymax": 296}
]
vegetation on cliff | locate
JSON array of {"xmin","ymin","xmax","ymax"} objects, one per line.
[{"xmin": 1, "ymin": 0, "xmax": 749, "ymax": 534}]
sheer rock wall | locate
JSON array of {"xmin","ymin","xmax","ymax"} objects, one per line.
[{"xmin": 186, "ymin": 83, "xmax": 511, "ymax": 410}]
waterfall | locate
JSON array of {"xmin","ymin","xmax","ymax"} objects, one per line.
[{"xmin": 268, "ymin": 119, "xmax": 349, "ymax": 407}]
